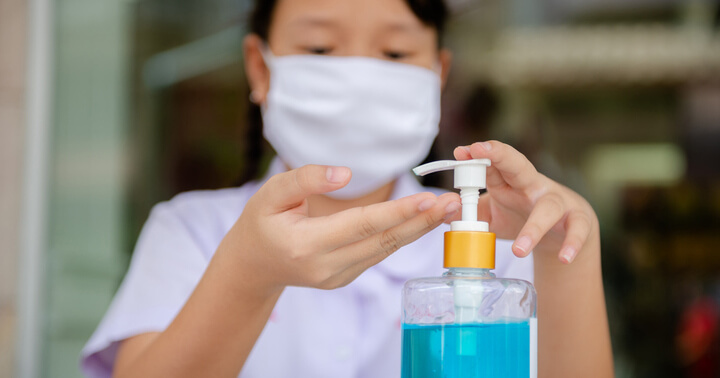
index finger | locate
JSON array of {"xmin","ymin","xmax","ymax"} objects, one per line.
[
  {"xmin": 301, "ymin": 192, "xmax": 460, "ymax": 251},
  {"xmin": 454, "ymin": 141, "xmax": 538, "ymax": 190}
]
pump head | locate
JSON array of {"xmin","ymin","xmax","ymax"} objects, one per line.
[
  {"xmin": 414, "ymin": 159, "xmax": 496, "ymax": 270},
  {"xmin": 413, "ymin": 159, "xmax": 491, "ymax": 232}
]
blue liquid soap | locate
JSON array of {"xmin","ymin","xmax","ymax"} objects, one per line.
[{"xmin": 401, "ymin": 322, "xmax": 530, "ymax": 378}]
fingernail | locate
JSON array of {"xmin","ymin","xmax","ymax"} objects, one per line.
[
  {"xmin": 514, "ymin": 236, "xmax": 532, "ymax": 255},
  {"xmin": 462, "ymin": 146, "xmax": 471, "ymax": 154},
  {"xmin": 326, "ymin": 167, "xmax": 349, "ymax": 183},
  {"xmin": 560, "ymin": 247, "xmax": 576, "ymax": 264},
  {"xmin": 479, "ymin": 142, "xmax": 492, "ymax": 151},
  {"xmin": 418, "ymin": 199, "xmax": 437, "ymax": 212},
  {"xmin": 445, "ymin": 201, "xmax": 461, "ymax": 214}
]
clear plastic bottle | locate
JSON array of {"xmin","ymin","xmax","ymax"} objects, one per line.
[{"xmin": 401, "ymin": 160, "xmax": 538, "ymax": 378}]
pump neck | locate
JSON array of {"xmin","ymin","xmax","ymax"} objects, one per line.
[{"xmin": 443, "ymin": 267, "xmax": 495, "ymax": 278}]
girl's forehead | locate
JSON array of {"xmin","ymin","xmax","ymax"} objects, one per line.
[{"xmin": 272, "ymin": 0, "xmax": 427, "ymax": 30}]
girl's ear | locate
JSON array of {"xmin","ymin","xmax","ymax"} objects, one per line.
[
  {"xmin": 244, "ymin": 34, "xmax": 270, "ymax": 105},
  {"xmin": 438, "ymin": 48, "xmax": 453, "ymax": 90}
]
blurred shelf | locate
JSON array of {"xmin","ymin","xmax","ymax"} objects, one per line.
[{"xmin": 485, "ymin": 25, "xmax": 720, "ymax": 87}]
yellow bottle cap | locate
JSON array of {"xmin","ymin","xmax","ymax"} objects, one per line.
[{"xmin": 444, "ymin": 231, "xmax": 496, "ymax": 269}]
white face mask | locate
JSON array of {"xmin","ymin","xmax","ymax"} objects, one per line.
[{"xmin": 261, "ymin": 50, "xmax": 441, "ymax": 199}]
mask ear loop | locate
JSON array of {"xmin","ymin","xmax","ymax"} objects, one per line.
[
  {"xmin": 250, "ymin": 43, "xmax": 275, "ymax": 105},
  {"xmin": 259, "ymin": 43, "xmax": 275, "ymax": 67}
]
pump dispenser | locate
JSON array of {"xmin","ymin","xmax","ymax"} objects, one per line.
[
  {"xmin": 413, "ymin": 159, "xmax": 495, "ymax": 271},
  {"xmin": 401, "ymin": 160, "xmax": 537, "ymax": 378}
]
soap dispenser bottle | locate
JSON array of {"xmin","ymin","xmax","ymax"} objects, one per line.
[{"xmin": 401, "ymin": 159, "xmax": 537, "ymax": 378}]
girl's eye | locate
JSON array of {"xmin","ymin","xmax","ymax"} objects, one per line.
[
  {"xmin": 384, "ymin": 51, "xmax": 409, "ymax": 60},
  {"xmin": 306, "ymin": 47, "xmax": 333, "ymax": 55}
]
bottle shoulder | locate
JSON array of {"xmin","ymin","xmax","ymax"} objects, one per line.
[{"xmin": 402, "ymin": 275, "xmax": 537, "ymax": 324}]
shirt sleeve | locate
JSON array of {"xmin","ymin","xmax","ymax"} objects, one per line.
[{"xmin": 80, "ymin": 202, "xmax": 210, "ymax": 378}]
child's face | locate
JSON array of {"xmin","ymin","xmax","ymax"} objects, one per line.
[{"xmin": 267, "ymin": 0, "xmax": 441, "ymax": 70}]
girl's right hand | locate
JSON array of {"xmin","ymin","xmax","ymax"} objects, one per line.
[{"xmin": 218, "ymin": 164, "xmax": 461, "ymax": 295}]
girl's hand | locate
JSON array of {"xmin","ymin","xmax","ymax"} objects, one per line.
[
  {"xmin": 221, "ymin": 164, "xmax": 461, "ymax": 295},
  {"xmin": 451, "ymin": 141, "xmax": 599, "ymax": 264}
]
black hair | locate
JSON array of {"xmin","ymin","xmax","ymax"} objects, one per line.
[{"xmin": 239, "ymin": 0, "xmax": 449, "ymax": 186}]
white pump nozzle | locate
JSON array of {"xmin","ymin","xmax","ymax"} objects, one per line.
[{"xmin": 413, "ymin": 159, "xmax": 491, "ymax": 232}]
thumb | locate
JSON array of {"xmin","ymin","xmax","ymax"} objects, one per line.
[{"xmin": 258, "ymin": 164, "xmax": 351, "ymax": 213}]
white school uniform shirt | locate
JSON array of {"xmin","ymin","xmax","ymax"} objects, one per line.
[{"xmin": 81, "ymin": 158, "xmax": 533, "ymax": 378}]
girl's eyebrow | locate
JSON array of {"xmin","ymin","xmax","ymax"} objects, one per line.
[{"xmin": 382, "ymin": 20, "xmax": 424, "ymax": 33}]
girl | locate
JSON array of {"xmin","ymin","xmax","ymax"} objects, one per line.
[{"xmin": 82, "ymin": 0, "xmax": 614, "ymax": 376}]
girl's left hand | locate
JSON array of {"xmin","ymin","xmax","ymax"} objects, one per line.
[{"xmin": 450, "ymin": 141, "xmax": 599, "ymax": 264}]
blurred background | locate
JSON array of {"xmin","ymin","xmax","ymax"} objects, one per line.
[{"xmin": 1, "ymin": 0, "xmax": 720, "ymax": 377}]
